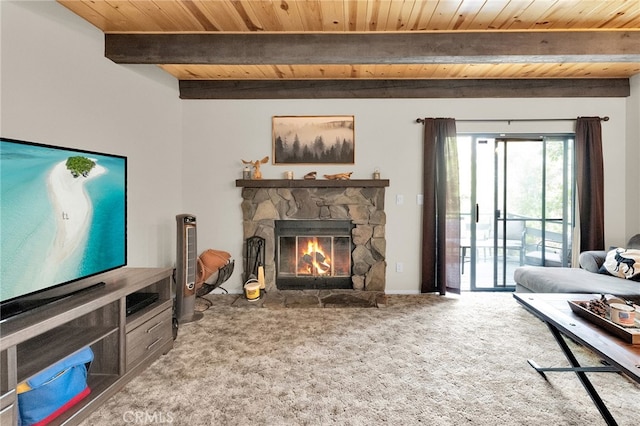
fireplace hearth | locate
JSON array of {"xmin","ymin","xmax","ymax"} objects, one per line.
[{"xmin": 237, "ymin": 179, "xmax": 389, "ymax": 293}]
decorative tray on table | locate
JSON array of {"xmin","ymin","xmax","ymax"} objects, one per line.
[{"xmin": 568, "ymin": 295, "xmax": 640, "ymax": 344}]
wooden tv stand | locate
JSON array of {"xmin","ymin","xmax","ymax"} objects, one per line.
[{"xmin": 0, "ymin": 267, "xmax": 174, "ymax": 425}]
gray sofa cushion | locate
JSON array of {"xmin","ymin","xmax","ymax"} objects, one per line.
[
  {"xmin": 578, "ymin": 234, "xmax": 640, "ymax": 272},
  {"xmin": 514, "ymin": 265, "xmax": 640, "ymax": 296},
  {"xmin": 578, "ymin": 250, "xmax": 607, "ymax": 273},
  {"xmin": 515, "ymin": 234, "xmax": 640, "ymax": 296}
]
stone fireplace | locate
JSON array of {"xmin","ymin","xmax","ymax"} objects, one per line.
[{"xmin": 237, "ymin": 179, "xmax": 389, "ymax": 292}]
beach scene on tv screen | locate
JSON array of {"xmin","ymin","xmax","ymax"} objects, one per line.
[{"xmin": 1, "ymin": 141, "xmax": 126, "ymax": 302}]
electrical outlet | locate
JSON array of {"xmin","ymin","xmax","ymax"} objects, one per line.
[
  {"xmin": 396, "ymin": 194, "xmax": 404, "ymax": 205},
  {"xmin": 396, "ymin": 262, "xmax": 404, "ymax": 273}
]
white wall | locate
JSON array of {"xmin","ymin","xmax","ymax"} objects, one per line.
[
  {"xmin": 182, "ymin": 97, "xmax": 631, "ymax": 294},
  {"xmin": 3, "ymin": 1, "xmax": 638, "ymax": 295},
  {"xmin": 1, "ymin": 1, "xmax": 182, "ymax": 269},
  {"xmin": 626, "ymin": 74, "xmax": 640, "ymax": 234}
]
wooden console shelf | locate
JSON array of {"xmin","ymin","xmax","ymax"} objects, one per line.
[{"xmin": 0, "ymin": 267, "xmax": 174, "ymax": 425}]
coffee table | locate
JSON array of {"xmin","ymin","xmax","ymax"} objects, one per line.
[{"xmin": 513, "ymin": 293, "xmax": 640, "ymax": 426}]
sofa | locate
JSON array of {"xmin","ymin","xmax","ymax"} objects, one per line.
[{"xmin": 514, "ymin": 234, "xmax": 640, "ymax": 297}]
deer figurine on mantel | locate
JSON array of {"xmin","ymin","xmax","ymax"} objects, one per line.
[{"xmin": 242, "ymin": 156, "xmax": 269, "ymax": 180}]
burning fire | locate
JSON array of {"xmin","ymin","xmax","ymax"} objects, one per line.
[{"xmin": 298, "ymin": 239, "xmax": 331, "ymax": 275}]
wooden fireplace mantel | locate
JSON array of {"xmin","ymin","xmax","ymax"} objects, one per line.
[{"xmin": 236, "ymin": 179, "xmax": 389, "ymax": 188}]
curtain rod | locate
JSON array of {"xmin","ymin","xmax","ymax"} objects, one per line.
[{"xmin": 415, "ymin": 117, "xmax": 609, "ymax": 124}]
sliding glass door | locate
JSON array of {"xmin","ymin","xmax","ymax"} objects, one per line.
[{"xmin": 459, "ymin": 134, "xmax": 574, "ymax": 291}]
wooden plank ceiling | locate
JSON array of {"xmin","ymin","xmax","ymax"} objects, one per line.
[{"xmin": 57, "ymin": 0, "xmax": 640, "ymax": 98}]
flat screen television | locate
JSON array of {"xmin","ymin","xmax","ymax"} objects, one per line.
[{"xmin": 1, "ymin": 137, "xmax": 127, "ymax": 321}]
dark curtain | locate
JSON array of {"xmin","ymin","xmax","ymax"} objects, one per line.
[
  {"xmin": 421, "ymin": 118, "xmax": 460, "ymax": 294},
  {"xmin": 575, "ymin": 117, "xmax": 605, "ymax": 252}
]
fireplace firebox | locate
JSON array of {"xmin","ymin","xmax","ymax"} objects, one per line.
[{"xmin": 275, "ymin": 220, "xmax": 354, "ymax": 290}]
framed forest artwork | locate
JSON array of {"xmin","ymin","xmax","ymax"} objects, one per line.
[{"xmin": 272, "ymin": 115, "xmax": 355, "ymax": 164}]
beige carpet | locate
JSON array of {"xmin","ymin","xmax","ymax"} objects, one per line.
[{"xmin": 80, "ymin": 292, "xmax": 639, "ymax": 425}]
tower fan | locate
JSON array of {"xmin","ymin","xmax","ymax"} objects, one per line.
[{"xmin": 175, "ymin": 214, "xmax": 203, "ymax": 323}]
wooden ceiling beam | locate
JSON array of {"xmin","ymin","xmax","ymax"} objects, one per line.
[
  {"xmin": 178, "ymin": 79, "xmax": 630, "ymax": 99},
  {"xmin": 106, "ymin": 31, "xmax": 640, "ymax": 65}
]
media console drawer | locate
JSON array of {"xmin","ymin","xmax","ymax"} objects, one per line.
[
  {"xmin": 0, "ymin": 402, "xmax": 16, "ymax": 426},
  {"xmin": 0, "ymin": 390, "xmax": 16, "ymax": 426},
  {"xmin": 126, "ymin": 307, "xmax": 172, "ymax": 370}
]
